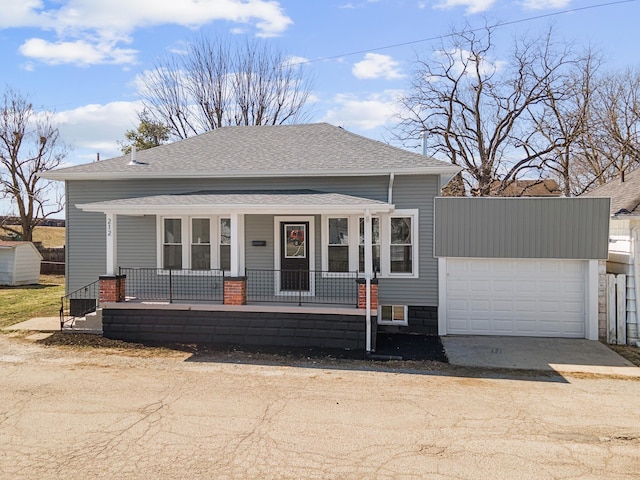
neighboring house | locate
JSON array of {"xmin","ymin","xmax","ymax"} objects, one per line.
[
  {"xmin": 0, "ymin": 241, "xmax": 43, "ymax": 286},
  {"xmin": 42, "ymin": 123, "xmax": 459, "ymax": 352},
  {"xmin": 489, "ymin": 179, "xmax": 562, "ymax": 197},
  {"xmin": 41, "ymin": 123, "xmax": 610, "ymax": 353},
  {"xmin": 583, "ymin": 170, "xmax": 640, "ymax": 345}
]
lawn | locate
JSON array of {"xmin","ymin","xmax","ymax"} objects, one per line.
[
  {"xmin": 0, "ymin": 275, "xmax": 65, "ymax": 329},
  {"xmin": 1, "ymin": 226, "xmax": 65, "ymax": 248}
]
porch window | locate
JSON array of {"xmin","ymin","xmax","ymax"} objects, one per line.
[
  {"xmin": 359, "ymin": 217, "xmax": 380, "ymax": 273},
  {"xmin": 390, "ymin": 217, "xmax": 412, "ymax": 274},
  {"xmin": 191, "ymin": 218, "xmax": 211, "ymax": 270},
  {"xmin": 328, "ymin": 217, "xmax": 349, "ymax": 272},
  {"xmin": 159, "ymin": 215, "xmax": 232, "ymax": 271},
  {"xmin": 163, "ymin": 218, "xmax": 182, "ymax": 269},
  {"xmin": 219, "ymin": 218, "xmax": 231, "ymax": 271}
]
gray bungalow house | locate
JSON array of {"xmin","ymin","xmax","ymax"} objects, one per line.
[
  {"xmin": 43, "ymin": 123, "xmax": 460, "ymax": 352},
  {"xmin": 44, "ymin": 122, "xmax": 611, "ymax": 352}
]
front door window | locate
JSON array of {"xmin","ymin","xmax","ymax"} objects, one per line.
[{"xmin": 281, "ymin": 222, "xmax": 310, "ymax": 291}]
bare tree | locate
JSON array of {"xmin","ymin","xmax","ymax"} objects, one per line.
[
  {"xmin": 589, "ymin": 68, "xmax": 640, "ymax": 182},
  {"xmin": 395, "ymin": 24, "xmax": 578, "ymax": 196},
  {"xmin": 0, "ymin": 88, "xmax": 66, "ymax": 241},
  {"xmin": 138, "ymin": 35, "xmax": 312, "ymax": 139},
  {"xmin": 536, "ymin": 48, "xmax": 602, "ymax": 196}
]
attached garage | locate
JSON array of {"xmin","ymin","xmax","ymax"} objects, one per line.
[
  {"xmin": 445, "ymin": 258, "xmax": 586, "ymax": 338},
  {"xmin": 435, "ymin": 197, "xmax": 611, "ymax": 340}
]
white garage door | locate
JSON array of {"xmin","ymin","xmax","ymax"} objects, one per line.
[{"xmin": 445, "ymin": 258, "xmax": 586, "ymax": 338}]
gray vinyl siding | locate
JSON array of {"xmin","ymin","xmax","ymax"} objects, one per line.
[
  {"xmin": 66, "ymin": 174, "xmax": 439, "ymax": 306},
  {"xmin": 378, "ymin": 174, "xmax": 438, "ymax": 306},
  {"xmin": 434, "ymin": 197, "xmax": 610, "ymax": 259},
  {"xmin": 244, "ymin": 214, "xmax": 275, "ymax": 270}
]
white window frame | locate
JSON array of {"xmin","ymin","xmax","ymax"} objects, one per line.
[
  {"xmin": 385, "ymin": 210, "xmax": 418, "ymax": 277},
  {"xmin": 378, "ymin": 304, "xmax": 409, "ymax": 326},
  {"xmin": 157, "ymin": 215, "xmax": 231, "ymax": 272},
  {"xmin": 321, "ymin": 209, "xmax": 419, "ymax": 279}
]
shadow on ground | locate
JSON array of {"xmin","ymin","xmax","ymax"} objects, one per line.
[{"xmin": 35, "ymin": 331, "xmax": 567, "ymax": 383}]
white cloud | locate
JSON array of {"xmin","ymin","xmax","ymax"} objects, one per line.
[
  {"xmin": 433, "ymin": 0, "xmax": 496, "ymax": 14},
  {"xmin": 352, "ymin": 53, "xmax": 404, "ymax": 80},
  {"xmin": 2, "ymin": 0, "xmax": 293, "ymax": 65},
  {"xmin": 521, "ymin": 0, "xmax": 571, "ymax": 9},
  {"xmin": 19, "ymin": 38, "xmax": 137, "ymax": 66},
  {"xmin": 54, "ymin": 101, "xmax": 142, "ymax": 161},
  {"xmin": 320, "ymin": 90, "xmax": 402, "ymax": 130}
]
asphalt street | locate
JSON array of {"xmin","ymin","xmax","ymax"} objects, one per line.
[{"xmin": 1, "ymin": 334, "xmax": 639, "ymax": 479}]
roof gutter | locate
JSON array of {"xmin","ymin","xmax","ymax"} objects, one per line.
[{"xmin": 40, "ymin": 166, "xmax": 461, "ymax": 181}]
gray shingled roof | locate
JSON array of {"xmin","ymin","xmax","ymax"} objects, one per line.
[
  {"xmin": 582, "ymin": 169, "xmax": 640, "ymax": 216},
  {"xmin": 42, "ymin": 123, "xmax": 459, "ymax": 180},
  {"xmin": 77, "ymin": 190, "xmax": 393, "ymax": 214}
]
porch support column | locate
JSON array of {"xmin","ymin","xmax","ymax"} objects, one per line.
[
  {"xmin": 364, "ymin": 209, "xmax": 373, "ymax": 353},
  {"xmin": 229, "ymin": 213, "xmax": 243, "ymax": 277},
  {"xmin": 106, "ymin": 213, "xmax": 117, "ymax": 275}
]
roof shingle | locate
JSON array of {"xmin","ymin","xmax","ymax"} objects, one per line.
[{"xmin": 42, "ymin": 123, "xmax": 458, "ymax": 180}]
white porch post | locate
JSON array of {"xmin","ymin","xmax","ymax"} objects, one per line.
[
  {"xmin": 106, "ymin": 213, "xmax": 117, "ymax": 275},
  {"xmin": 229, "ymin": 213, "xmax": 242, "ymax": 277},
  {"xmin": 364, "ymin": 209, "xmax": 373, "ymax": 352}
]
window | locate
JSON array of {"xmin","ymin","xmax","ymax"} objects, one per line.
[
  {"xmin": 159, "ymin": 216, "xmax": 231, "ymax": 270},
  {"xmin": 328, "ymin": 218, "xmax": 349, "ymax": 272},
  {"xmin": 390, "ymin": 217, "xmax": 412, "ymax": 274},
  {"xmin": 219, "ymin": 218, "xmax": 231, "ymax": 271},
  {"xmin": 378, "ymin": 305, "xmax": 408, "ymax": 325},
  {"xmin": 191, "ymin": 218, "xmax": 210, "ymax": 270},
  {"xmin": 359, "ymin": 217, "xmax": 380, "ymax": 273},
  {"xmin": 322, "ymin": 210, "xmax": 418, "ymax": 278},
  {"xmin": 163, "ymin": 218, "xmax": 182, "ymax": 269}
]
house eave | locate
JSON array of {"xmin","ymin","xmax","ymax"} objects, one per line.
[
  {"xmin": 41, "ymin": 166, "xmax": 460, "ymax": 181},
  {"xmin": 76, "ymin": 203, "xmax": 396, "ymax": 216}
]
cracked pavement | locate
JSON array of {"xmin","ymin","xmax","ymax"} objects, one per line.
[{"xmin": 0, "ymin": 334, "xmax": 639, "ymax": 479}]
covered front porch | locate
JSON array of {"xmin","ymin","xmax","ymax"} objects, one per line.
[{"xmin": 75, "ymin": 189, "xmax": 392, "ymax": 352}]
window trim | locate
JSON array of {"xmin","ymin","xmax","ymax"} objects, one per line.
[
  {"xmin": 321, "ymin": 210, "xmax": 419, "ymax": 279},
  {"xmin": 157, "ymin": 215, "xmax": 231, "ymax": 272},
  {"xmin": 377, "ymin": 304, "xmax": 409, "ymax": 326}
]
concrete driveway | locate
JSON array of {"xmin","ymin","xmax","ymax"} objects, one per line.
[
  {"xmin": 1, "ymin": 333, "xmax": 640, "ymax": 479},
  {"xmin": 442, "ymin": 336, "xmax": 640, "ymax": 376}
]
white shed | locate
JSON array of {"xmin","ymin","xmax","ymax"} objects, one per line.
[{"xmin": 0, "ymin": 241, "xmax": 43, "ymax": 286}]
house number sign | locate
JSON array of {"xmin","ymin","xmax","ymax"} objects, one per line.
[{"xmin": 107, "ymin": 217, "xmax": 112, "ymax": 238}]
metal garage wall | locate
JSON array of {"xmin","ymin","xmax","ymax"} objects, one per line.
[{"xmin": 434, "ymin": 197, "xmax": 610, "ymax": 259}]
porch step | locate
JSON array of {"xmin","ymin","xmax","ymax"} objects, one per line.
[{"xmin": 63, "ymin": 309, "xmax": 103, "ymax": 335}]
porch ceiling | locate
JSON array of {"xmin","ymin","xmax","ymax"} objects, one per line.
[{"xmin": 76, "ymin": 189, "xmax": 395, "ymax": 215}]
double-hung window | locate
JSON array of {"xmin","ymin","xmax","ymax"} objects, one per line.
[
  {"xmin": 322, "ymin": 210, "xmax": 418, "ymax": 277},
  {"xmin": 160, "ymin": 216, "xmax": 230, "ymax": 270},
  {"xmin": 390, "ymin": 216, "xmax": 413, "ymax": 274},
  {"xmin": 327, "ymin": 217, "xmax": 350, "ymax": 272},
  {"xmin": 163, "ymin": 219, "xmax": 183, "ymax": 269}
]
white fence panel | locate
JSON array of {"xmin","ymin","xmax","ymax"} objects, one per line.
[{"xmin": 606, "ymin": 273, "xmax": 627, "ymax": 345}]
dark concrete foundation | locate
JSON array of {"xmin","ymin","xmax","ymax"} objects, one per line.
[
  {"xmin": 377, "ymin": 306, "xmax": 438, "ymax": 335},
  {"xmin": 102, "ymin": 308, "xmax": 368, "ymax": 350}
]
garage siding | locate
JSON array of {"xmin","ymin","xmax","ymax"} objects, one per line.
[{"xmin": 434, "ymin": 197, "xmax": 610, "ymax": 260}]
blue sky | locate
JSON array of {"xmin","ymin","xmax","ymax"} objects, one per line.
[{"xmin": 0, "ymin": 0, "xmax": 638, "ymax": 169}]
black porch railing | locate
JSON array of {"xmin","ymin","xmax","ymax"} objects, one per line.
[
  {"xmin": 245, "ymin": 269, "xmax": 358, "ymax": 306},
  {"xmin": 120, "ymin": 267, "xmax": 225, "ymax": 303},
  {"xmin": 60, "ymin": 280, "xmax": 100, "ymax": 329}
]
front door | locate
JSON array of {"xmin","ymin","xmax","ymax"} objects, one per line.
[{"xmin": 280, "ymin": 222, "xmax": 310, "ymax": 291}]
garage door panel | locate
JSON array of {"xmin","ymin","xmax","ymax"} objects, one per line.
[{"xmin": 446, "ymin": 259, "xmax": 586, "ymax": 338}]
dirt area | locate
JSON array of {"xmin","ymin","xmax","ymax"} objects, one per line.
[{"xmin": 611, "ymin": 344, "xmax": 640, "ymax": 366}]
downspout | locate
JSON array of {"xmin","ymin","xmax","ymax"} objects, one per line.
[{"xmin": 387, "ymin": 172, "xmax": 395, "ymax": 204}]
